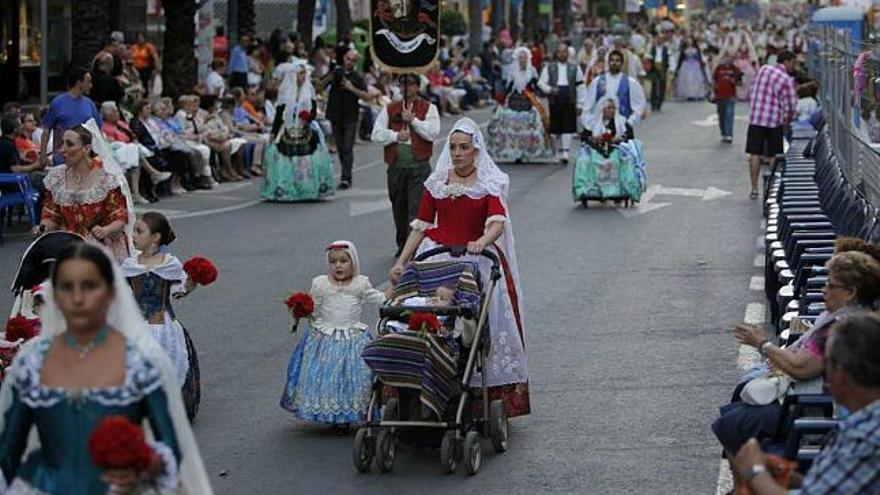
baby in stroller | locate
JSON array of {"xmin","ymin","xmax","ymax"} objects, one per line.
[{"xmin": 384, "ymin": 286, "xmax": 456, "ymax": 332}]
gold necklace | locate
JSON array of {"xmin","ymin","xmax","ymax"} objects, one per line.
[{"xmin": 68, "ymin": 164, "xmax": 89, "ymax": 186}]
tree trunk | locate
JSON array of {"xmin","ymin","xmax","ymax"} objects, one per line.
[
  {"xmin": 335, "ymin": 0, "xmax": 353, "ymax": 39},
  {"xmin": 468, "ymin": 0, "xmax": 482, "ymax": 58},
  {"xmin": 491, "ymin": 0, "xmax": 505, "ymax": 36},
  {"xmin": 553, "ymin": 0, "xmax": 571, "ymax": 34},
  {"xmin": 71, "ymin": 0, "xmax": 111, "ymax": 70},
  {"xmin": 522, "ymin": 0, "xmax": 540, "ymax": 41},
  {"xmin": 162, "ymin": 0, "xmax": 198, "ymax": 99},
  {"xmin": 238, "ymin": 0, "xmax": 256, "ymax": 37},
  {"xmin": 298, "ymin": 0, "xmax": 316, "ymax": 52}
]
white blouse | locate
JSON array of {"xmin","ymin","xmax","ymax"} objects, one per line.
[{"xmin": 309, "ymin": 275, "xmax": 386, "ymax": 335}]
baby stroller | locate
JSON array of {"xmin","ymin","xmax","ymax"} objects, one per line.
[
  {"xmin": 355, "ymin": 246, "xmax": 509, "ymax": 476},
  {"xmin": 3, "ymin": 232, "xmax": 84, "ymax": 380},
  {"xmin": 572, "ymin": 136, "xmax": 645, "ymax": 208}
]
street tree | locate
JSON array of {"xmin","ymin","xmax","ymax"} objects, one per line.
[
  {"xmin": 71, "ymin": 0, "xmax": 111, "ymax": 70},
  {"xmin": 162, "ymin": 0, "xmax": 198, "ymax": 98},
  {"xmin": 298, "ymin": 0, "xmax": 317, "ymax": 51},
  {"xmin": 239, "ymin": 0, "xmax": 256, "ymax": 36},
  {"xmin": 336, "ymin": 0, "xmax": 353, "ymax": 38},
  {"xmin": 469, "ymin": 0, "xmax": 482, "ymax": 57},
  {"xmin": 523, "ymin": 0, "xmax": 540, "ymax": 40},
  {"xmin": 553, "ymin": 0, "xmax": 571, "ymax": 31}
]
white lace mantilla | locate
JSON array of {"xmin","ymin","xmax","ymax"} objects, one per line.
[
  {"xmin": 43, "ymin": 166, "xmax": 120, "ymax": 207},
  {"xmin": 10, "ymin": 339, "xmax": 163, "ymax": 408}
]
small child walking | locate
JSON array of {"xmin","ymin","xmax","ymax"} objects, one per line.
[
  {"xmin": 122, "ymin": 211, "xmax": 204, "ymax": 420},
  {"xmin": 280, "ymin": 240, "xmax": 388, "ymax": 433},
  {"xmin": 712, "ymin": 54, "xmax": 743, "ymax": 143}
]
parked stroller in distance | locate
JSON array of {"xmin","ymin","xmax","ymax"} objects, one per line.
[{"xmin": 355, "ymin": 246, "xmax": 509, "ymax": 476}]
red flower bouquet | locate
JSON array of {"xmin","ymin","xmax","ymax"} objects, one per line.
[
  {"xmin": 599, "ymin": 132, "xmax": 614, "ymax": 143},
  {"xmin": 285, "ymin": 292, "xmax": 315, "ymax": 319},
  {"xmin": 408, "ymin": 312, "xmax": 442, "ymax": 335},
  {"xmin": 88, "ymin": 416, "xmax": 155, "ymax": 472},
  {"xmin": 183, "ymin": 256, "xmax": 218, "ymax": 286},
  {"xmin": 298, "ymin": 110, "xmax": 311, "ymax": 122},
  {"xmin": 5, "ymin": 316, "xmax": 39, "ymax": 343}
]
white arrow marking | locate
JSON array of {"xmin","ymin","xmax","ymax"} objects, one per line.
[
  {"xmin": 691, "ymin": 114, "xmax": 718, "ymax": 127},
  {"xmin": 702, "ymin": 186, "xmax": 732, "ymax": 201},
  {"xmin": 653, "ymin": 185, "xmax": 732, "ymax": 201},
  {"xmin": 350, "ymin": 199, "xmax": 391, "ymax": 217},
  {"xmin": 617, "ymin": 202, "xmax": 672, "ymax": 218},
  {"xmin": 336, "ymin": 187, "xmax": 388, "ymax": 198}
]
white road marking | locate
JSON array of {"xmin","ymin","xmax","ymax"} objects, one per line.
[
  {"xmin": 652, "ymin": 185, "xmax": 732, "ymax": 201},
  {"xmin": 749, "ymin": 276, "xmax": 764, "ymax": 291},
  {"xmin": 164, "ymin": 199, "xmax": 264, "ymax": 220},
  {"xmin": 716, "ymin": 460, "xmax": 733, "ymax": 495},
  {"xmin": 616, "ymin": 202, "xmax": 672, "ymax": 218},
  {"xmin": 754, "ymin": 254, "xmax": 764, "ymax": 267},
  {"xmin": 744, "ymin": 302, "xmax": 765, "ymax": 324},
  {"xmin": 350, "ymin": 199, "xmax": 391, "ymax": 217},
  {"xmin": 133, "ymin": 207, "xmax": 185, "ymax": 215}
]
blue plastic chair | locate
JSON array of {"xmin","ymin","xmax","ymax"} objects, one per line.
[{"xmin": 0, "ymin": 173, "xmax": 39, "ymax": 244}]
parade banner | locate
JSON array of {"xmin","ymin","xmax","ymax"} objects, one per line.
[{"xmin": 370, "ymin": 0, "xmax": 441, "ymax": 74}]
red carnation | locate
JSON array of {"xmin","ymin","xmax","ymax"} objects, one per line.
[
  {"xmin": 599, "ymin": 132, "xmax": 614, "ymax": 143},
  {"xmin": 5, "ymin": 317, "xmax": 39, "ymax": 343},
  {"xmin": 88, "ymin": 416, "xmax": 155, "ymax": 472},
  {"xmin": 285, "ymin": 292, "xmax": 315, "ymax": 319},
  {"xmin": 183, "ymin": 256, "xmax": 218, "ymax": 286},
  {"xmin": 408, "ymin": 312, "xmax": 442, "ymax": 334},
  {"xmin": 298, "ymin": 110, "xmax": 311, "ymax": 122}
]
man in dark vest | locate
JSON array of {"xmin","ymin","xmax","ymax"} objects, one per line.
[
  {"xmin": 538, "ymin": 43, "xmax": 585, "ymax": 164},
  {"xmin": 646, "ymin": 33, "xmax": 673, "ymax": 112},
  {"xmin": 371, "ymin": 74, "xmax": 441, "ymax": 256}
]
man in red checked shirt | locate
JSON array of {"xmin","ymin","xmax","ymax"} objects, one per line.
[
  {"xmin": 712, "ymin": 53, "xmax": 743, "ymax": 144},
  {"xmin": 745, "ymin": 50, "xmax": 797, "ymax": 199}
]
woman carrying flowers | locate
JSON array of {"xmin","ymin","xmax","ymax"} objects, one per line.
[
  {"xmin": 261, "ymin": 59, "xmax": 336, "ymax": 202},
  {"xmin": 122, "ymin": 212, "xmax": 218, "ymax": 421},
  {"xmin": 279, "ymin": 241, "xmax": 388, "ymax": 434}
]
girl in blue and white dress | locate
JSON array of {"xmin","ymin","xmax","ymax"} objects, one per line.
[
  {"xmin": 122, "ymin": 212, "xmax": 201, "ymax": 420},
  {"xmin": 280, "ymin": 241, "xmax": 387, "ymax": 433}
]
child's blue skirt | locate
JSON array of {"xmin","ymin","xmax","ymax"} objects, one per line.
[{"xmin": 280, "ymin": 325, "xmax": 373, "ymax": 424}]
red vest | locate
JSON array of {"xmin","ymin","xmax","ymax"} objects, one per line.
[{"xmin": 383, "ymin": 98, "xmax": 433, "ymax": 165}]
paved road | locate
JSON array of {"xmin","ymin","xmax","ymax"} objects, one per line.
[{"xmin": 0, "ymin": 101, "xmax": 762, "ymax": 494}]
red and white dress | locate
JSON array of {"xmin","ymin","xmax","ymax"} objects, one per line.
[
  {"xmin": 41, "ymin": 160, "xmax": 131, "ymax": 261},
  {"xmin": 411, "ymin": 183, "xmax": 531, "ymax": 417}
]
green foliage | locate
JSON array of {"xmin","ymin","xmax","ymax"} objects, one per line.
[
  {"xmin": 354, "ymin": 18, "xmax": 370, "ymax": 31},
  {"xmin": 595, "ymin": 0, "xmax": 616, "ymax": 19},
  {"xmin": 441, "ymin": 10, "xmax": 467, "ymax": 36}
]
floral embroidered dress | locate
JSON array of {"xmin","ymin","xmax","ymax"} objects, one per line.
[
  {"xmin": 41, "ymin": 163, "xmax": 130, "ymax": 262},
  {"xmin": 280, "ymin": 274, "xmax": 385, "ymax": 424},
  {"xmin": 411, "ymin": 184, "xmax": 531, "ymax": 417},
  {"xmin": 122, "ymin": 255, "xmax": 201, "ymax": 420},
  {"xmin": 0, "ymin": 339, "xmax": 180, "ymax": 495}
]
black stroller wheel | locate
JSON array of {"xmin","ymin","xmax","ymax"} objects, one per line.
[
  {"xmin": 580, "ymin": 197, "xmax": 588, "ymax": 208},
  {"xmin": 352, "ymin": 428, "xmax": 374, "ymax": 473},
  {"xmin": 489, "ymin": 400, "xmax": 509, "ymax": 453},
  {"xmin": 374, "ymin": 429, "xmax": 396, "ymax": 473},
  {"xmin": 463, "ymin": 430, "xmax": 482, "ymax": 476},
  {"xmin": 440, "ymin": 430, "xmax": 459, "ymax": 474}
]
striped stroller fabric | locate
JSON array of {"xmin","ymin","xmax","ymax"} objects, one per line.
[
  {"xmin": 361, "ymin": 331, "xmax": 459, "ymax": 419},
  {"xmin": 390, "ymin": 260, "xmax": 482, "ymax": 308}
]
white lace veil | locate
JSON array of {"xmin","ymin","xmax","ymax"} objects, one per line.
[
  {"xmin": 0, "ymin": 243, "xmax": 213, "ymax": 494},
  {"xmin": 422, "ymin": 118, "xmax": 524, "ymax": 320},
  {"xmin": 509, "ymin": 47, "xmax": 535, "ymax": 94},
  {"xmin": 82, "ymin": 119, "xmax": 136, "ymax": 255},
  {"xmin": 586, "ymin": 95, "xmax": 628, "ymax": 137},
  {"xmin": 279, "ymin": 60, "xmax": 316, "ymax": 129}
]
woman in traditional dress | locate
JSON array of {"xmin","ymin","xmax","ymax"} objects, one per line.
[
  {"xmin": 0, "ymin": 242, "xmax": 212, "ymax": 494},
  {"xmin": 728, "ymin": 29, "xmax": 758, "ymax": 102},
  {"xmin": 36, "ymin": 124, "xmax": 135, "ymax": 262},
  {"xmin": 389, "ymin": 118, "xmax": 530, "ymax": 417},
  {"xmin": 261, "ymin": 60, "xmax": 336, "ymax": 202},
  {"xmin": 674, "ymin": 36, "xmax": 710, "ymax": 101},
  {"xmin": 487, "ymin": 47, "xmax": 552, "ymax": 163}
]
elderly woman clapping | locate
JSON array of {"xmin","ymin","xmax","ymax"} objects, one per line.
[{"xmin": 712, "ymin": 248, "xmax": 880, "ymax": 492}]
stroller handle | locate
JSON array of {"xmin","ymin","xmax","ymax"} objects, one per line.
[
  {"xmin": 379, "ymin": 305, "xmax": 476, "ymax": 320},
  {"xmin": 413, "ymin": 245, "xmax": 502, "ymax": 281}
]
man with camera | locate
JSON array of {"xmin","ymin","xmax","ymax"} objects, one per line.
[{"xmin": 322, "ymin": 49, "xmax": 371, "ymax": 189}]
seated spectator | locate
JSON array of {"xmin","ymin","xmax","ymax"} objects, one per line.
[
  {"xmin": 733, "ymin": 313, "xmax": 880, "ymax": 495},
  {"xmin": 91, "ymin": 52, "xmax": 124, "ymax": 107},
  {"xmin": 130, "ymin": 99, "xmax": 200, "ymax": 194},
  {"xmin": 242, "ymin": 87, "xmax": 267, "ymax": 126},
  {"xmin": 227, "ymin": 89, "xmax": 266, "ymax": 175},
  {"xmin": 200, "ymin": 94, "xmax": 247, "ymax": 182},
  {"xmin": 14, "ymin": 113, "xmax": 40, "ymax": 163},
  {"xmin": 101, "ymin": 101, "xmax": 170, "ymax": 204},
  {"xmin": 426, "ymin": 65, "xmax": 463, "ymax": 114},
  {"xmin": 151, "ymin": 97, "xmax": 213, "ymax": 190},
  {"xmin": 713, "ymin": 250, "xmax": 880, "ymax": 492},
  {"xmin": 0, "ymin": 116, "xmax": 27, "ymax": 192},
  {"xmin": 174, "ymin": 94, "xmax": 217, "ymax": 186}
]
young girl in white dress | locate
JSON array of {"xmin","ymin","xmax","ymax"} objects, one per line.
[
  {"xmin": 122, "ymin": 211, "xmax": 202, "ymax": 420},
  {"xmin": 280, "ymin": 240, "xmax": 387, "ymax": 433}
]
